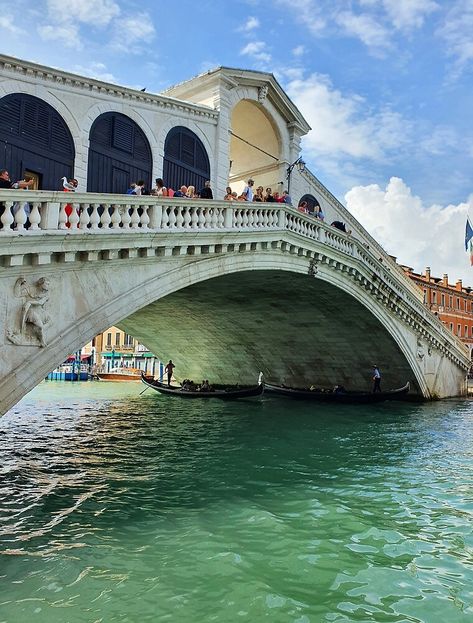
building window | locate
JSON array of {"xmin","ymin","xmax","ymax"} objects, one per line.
[
  {"xmin": 107, "ymin": 332, "xmax": 112, "ymax": 346},
  {"xmin": 115, "ymin": 333, "xmax": 120, "ymax": 347},
  {"xmin": 457, "ymin": 324, "xmax": 461, "ymax": 336},
  {"xmin": 450, "ymin": 322, "xmax": 454, "ymax": 332},
  {"xmin": 441, "ymin": 293, "xmax": 445, "ymax": 307},
  {"xmin": 423, "ymin": 289, "xmax": 427, "ymax": 304},
  {"xmin": 124, "ymin": 333, "xmax": 134, "ymax": 346},
  {"xmin": 450, "ymin": 296, "xmax": 453, "ymax": 308},
  {"xmin": 432, "ymin": 291, "xmax": 436, "ymax": 304},
  {"xmin": 465, "ymin": 325, "xmax": 468, "ymax": 338},
  {"xmin": 457, "ymin": 297, "xmax": 460, "ymax": 309}
]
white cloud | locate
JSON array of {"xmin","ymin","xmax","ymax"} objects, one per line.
[
  {"xmin": 110, "ymin": 14, "xmax": 156, "ymax": 52},
  {"xmin": 345, "ymin": 177, "xmax": 473, "ymax": 283},
  {"xmin": 37, "ymin": 23, "xmax": 82, "ymax": 49},
  {"xmin": 243, "ymin": 16, "xmax": 260, "ymax": 31},
  {"xmin": 72, "ymin": 62, "xmax": 117, "ymax": 82},
  {"xmin": 0, "ymin": 15, "xmax": 24, "ymax": 34},
  {"xmin": 46, "ymin": 0, "xmax": 120, "ymax": 26},
  {"xmin": 276, "ymin": 0, "xmax": 327, "ymax": 34},
  {"xmin": 292, "ymin": 45, "xmax": 305, "ymax": 56},
  {"xmin": 335, "ymin": 10, "xmax": 391, "ymax": 52},
  {"xmin": 286, "ymin": 73, "xmax": 409, "ymax": 160},
  {"xmin": 382, "ymin": 0, "xmax": 439, "ymax": 31},
  {"xmin": 240, "ymin": 40, "xmax": 271, "ymax": 64},
  {"xmin": 438, "ymin": 0, "xmax": 473, "ymax": 79}
]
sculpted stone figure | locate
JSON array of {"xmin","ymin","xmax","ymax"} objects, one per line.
[{"xmin": 7, "ymin": 277, "xmax": 51, "ymax": 347}]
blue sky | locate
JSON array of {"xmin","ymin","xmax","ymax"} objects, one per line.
[{"xmin": 1, "ymin": 0, "xmax": 473, "ymax": 280}]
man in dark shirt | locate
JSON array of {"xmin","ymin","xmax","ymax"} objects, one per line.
[
  {"xmin": 0, "ymin": 169, "xmax": 31, "ymax": 189},
  {"xmin": 331, "ymin": 220, "xmax": 347, "ymax": 232},
  {"xmin": 199, "ymin": 180, "xmax": 213, "ymax": 199}
]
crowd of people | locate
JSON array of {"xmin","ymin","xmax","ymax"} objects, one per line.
[{"xmin": 2, "ymin": 170, "xmax": 351, "ymax": 235}]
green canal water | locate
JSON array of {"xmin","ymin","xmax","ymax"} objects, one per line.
[{"xmin": 1, "ymin": 382, "xmax": 473, "ymax": 622}]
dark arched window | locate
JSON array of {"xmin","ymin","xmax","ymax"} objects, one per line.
[
  {"xmin": 163, "ymin": 126, "xmax": 210, "ymax": 193},
  {"xmin": 87, "ymin": 112, "xmax": 152, "ymax": 193},
  {"xmin": 0, "ymin": 93, "xmax": 75, "ymax": 189},
  {"xmin": 298, "ymin": 194, "xmax": 320, "ymax": 215}
]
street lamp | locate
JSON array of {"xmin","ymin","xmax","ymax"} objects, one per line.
[{"xmin": 286, "ymin": 157, "xmax": 306, "ymax": 194}]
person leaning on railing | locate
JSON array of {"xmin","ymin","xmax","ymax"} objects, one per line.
[{"xmin": 0, "ymin": 169, "xmax": 34, "ymax": 228}]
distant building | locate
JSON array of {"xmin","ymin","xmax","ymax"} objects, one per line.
[
  {"xmin": 400, "ymin": 264, "xmax": 473, "ymax": 357},
  {"xmin": 86, "ymin": 327, "xmax": 162, "ymax": 374}
]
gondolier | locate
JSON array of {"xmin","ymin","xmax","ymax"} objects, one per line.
[
  {"xmin": 165, "ymin": 360, "xmax": 175, "ymax": 386},
  {"xmin": 372, "ymin": 365, "xmax": 381, "ymax": 393}
]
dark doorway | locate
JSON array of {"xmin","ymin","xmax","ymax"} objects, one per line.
[
  {"xmin": 163, "ymin": 126, "xmax": 210, "ymax": 193},
  {"xmin": 0, "ymin": 93, "xmax": 75, "ymax": 189},
  {"xmin": 87, "ymin": 113, "xmax": 152, "ymax": 193}
]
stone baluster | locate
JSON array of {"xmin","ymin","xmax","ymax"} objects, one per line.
[
  {"xmin": 68, "ymin": 203, "xmax": 80, "ymax": 229},
  {"xmin": 235, "ymin": 209, "xmax": 243, "ymax": 228},
  {"xmin": 217, "ymin": 207, "xmax": 225, "ymax": 228},
  {"xmin": 0, "ymin": 201, "xmax": 14, "ymax": 233},
  {"xmin": 190, "ymin": 207, "xmax": 198, "ymax": 229},
  {"xmin": 13, "ymin": 204, "xmax": 27, "ymax": 231},
  {"xmin": 100, "ymin": 205, "xmax": 112, "ymax": 229},
  {"xmin": 197, "ymin": 207, "xmax": 205, "ymax": 229},
  {"xmin": 183, "ymin": 207, "xmax": 191, "ymax": 228},
  {"xmin": 58, "ymin": 203, "xmax": 69, "ymax": 229},
  {"xmin": 122, "ymin": 204, "xmax": 132, "ymax": 229},
  {"xmin": 241, "ymin": 209, "xmax": 249, "ymax": 228},
  {"xmin": 79, "ymin": 204, "xmax": 90, "ymax": 230},
  {"xmin": 176, "ymin": 205, "xmax": 184, "ymax": 228},
  {"xmin": 29, "ymin": 202, "xmax": 41, "ymax": 230},
  {"xmin": 161, "ymin": 206, "xmax": 169, "ymax": 228},
  {"xmin": 110, "ymin": 205, "xmax": 121, "ymax": 229},
  {"xmin": 130, "ymin": 205, "xmax": 141, "ymax": 229},
  {"xmin": 89, "ymin": 204, "xmax": 101, "ymax": 230},
  {"xmin": 210, "ymin": 207, "xmax": 218, "ymax": 229},
  {"xmin": 140, "ymin": 205, "xmax": 150, "ymax": 230}
]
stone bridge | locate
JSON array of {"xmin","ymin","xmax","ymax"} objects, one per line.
[{"xmin": 0, "ymin": 190, "xmax": 469, "ymax": 414}]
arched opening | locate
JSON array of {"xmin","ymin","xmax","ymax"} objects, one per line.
[
  {"xmin": 229, "ymin": 100, "xmax": 281, "ymax": 196},
  {"xmin": 298, "ymin": 194, "xmax": 320, "ymax": 215},
  {"xmin": 163, "ymin": 126, "xmax": 210, "ymax": 193},
  {"xmin": 0, "ymin": 93, "xmax": 75, "ymax": 190},
  {"xmin": 87, "ymin": 112, "xmax": 152, "ymax": 193}
]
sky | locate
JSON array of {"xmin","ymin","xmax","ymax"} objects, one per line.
[{"xmin": 1, "ymin": 0, "xmax": 473, "ymax": 283}]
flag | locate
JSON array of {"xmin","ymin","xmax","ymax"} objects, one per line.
[
  {"xmin": 465, "ymin": 218, "xmax": 473, "ymax": 251},
  {"xmin": 470, "ymin": 241, "xmax": 473, "ymax": 267}
]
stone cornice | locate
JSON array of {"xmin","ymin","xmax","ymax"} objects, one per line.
[{"xmin": 0, "ymin": 54, "xmax": 219, "ymax": 122}]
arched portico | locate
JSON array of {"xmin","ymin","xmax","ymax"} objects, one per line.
[{"xmin": 229, "ymin": 99, "xmax": 282, "ymax": 196}]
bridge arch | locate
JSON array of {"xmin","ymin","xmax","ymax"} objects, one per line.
[
  {"xmin": 87, "ymin": 112, "xmax": 153, "ymax": 193},
  {"xmin": 0, "ymin": 93, "xmax": 75, "ymax": 189},
  {"xmin": 2, "ymin": 250, "xmax": 430, "ymax": 411}
]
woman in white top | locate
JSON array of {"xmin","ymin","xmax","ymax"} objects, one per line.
[{"xmin": 151, "ymin": 178, "xmax": 168, "ymax": 196}]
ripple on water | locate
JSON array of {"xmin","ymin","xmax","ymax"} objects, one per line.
[{"xmin": 1, "ymin": 384, "xmax": 473, "ymax": 621}]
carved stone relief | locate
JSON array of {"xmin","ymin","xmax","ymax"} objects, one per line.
[
  {"xmin": 6, "ymin": 277, "xmax": 51, "ymax": 347},
  {"xmin": 258, "ymin": 85, "xmax": 269, "ymax": 102}
]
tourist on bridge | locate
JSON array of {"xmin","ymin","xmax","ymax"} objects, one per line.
[
  {"xmin": 199, "ymin": 180, "xmax": 213, "ymax": 199},
  {"xmin": 241, "ymin": 178, "xmax": 254, "ymax": 201},
  {"xmin": 372, "ymin": 366, "xmax": 381, "ymax": 393},
  {"xmin": 165, "ymin": 360, "xmax": 175, "ymax": 386},
  {"xmin": 151, "ymin": 178, "xmax": 168, "ymax": 196}
]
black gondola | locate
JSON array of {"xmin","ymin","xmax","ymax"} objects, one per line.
[
  {"xmin": 265, "ymin": 381, "xmax": 410, "ymax": 404},
  {"xmin": 141, "ymin": 373, "xmax": 264, "ymax": 400}
]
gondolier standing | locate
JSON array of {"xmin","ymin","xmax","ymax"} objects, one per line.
[
  {"xmin": 165, "ymin": 360, "xmax": 175, "ymax": 387},
  {"xmin": 372, "ymin": 365, "xmax": 381, "ymax": 393}
]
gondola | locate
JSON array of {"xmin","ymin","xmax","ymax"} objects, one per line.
[
  {"xmin": 265, "ymin": 381, "xmax": 410, "ymax": 404},
  {"xmin": 141, "ymin": 373, "xmax": 264, "ymax": 400}
]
